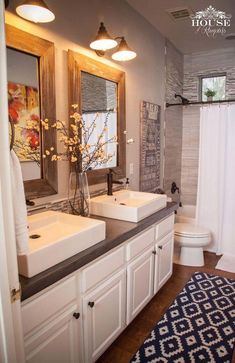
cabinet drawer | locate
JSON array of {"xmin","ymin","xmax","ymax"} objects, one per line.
[
  {"xmin": 22, "ymin": 276, "xmax": 77, "ymax": 336},
  {"xmin": 81, "ymin": 246, "xmax": 125, "ymax": 292},
  {"xmin": 126, "ymin": 227, "xmax": 154, "ymax": 261},
  {"xmin": 155, "ymin": 214, "xmax": 174, "ymax": 241}
]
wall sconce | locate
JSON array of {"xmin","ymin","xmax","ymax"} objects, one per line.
[
  {"xmin": 15, "ymin": 0, "xmax": 55, "ymax": 23},
  {"xmin": 90, "ymin": 22, "xmax": 118, "ymax": 52},
  {"xmin": 112, "ymin": 37, "xmax": 136, "ymax": 61},
  {"xmin": 90, "ymin": 22, "xmax": 137, "ymax": 62}
]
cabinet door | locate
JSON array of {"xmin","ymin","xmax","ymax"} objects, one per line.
[
  {"xmin": 126, "ymin": 247, "xmax": 154, "ymax": 324},
  {"xmin": 153, "ymin": 248, "xmax": 159, "ymax": 295},
  {"xmin": 83, "ymin": 270, "xmax": 126, "ymax": 363},
  {"xmin": 156, "ymin": 232, "xmax": 174, "ymax": 292},
  {"xmin": 25, "ymin": 305, "xmax": 80, "ymax": 363}
]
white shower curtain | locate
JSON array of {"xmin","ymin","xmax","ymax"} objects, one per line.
[{"xmin": 196, "ymin": 104, "xmax": 235, "ymax": 255}]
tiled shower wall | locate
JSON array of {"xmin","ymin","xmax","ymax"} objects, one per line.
[
  {"xmin": 164, "ymin": 41, "xmax": 183, "ymax": 201},
  {"xmin": 181, "ymin": 106, "xmax": 200, "ymax": 205},
  {"xmin": 181, "ymin": 47, "xmax": 235, "ymax": 205},
  {"xmin": 183, "ymin": 47, "xmax": 235, "ymax": 102}
]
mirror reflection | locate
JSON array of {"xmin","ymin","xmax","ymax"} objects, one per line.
[
  {"xmin": 81, "ymin": 71, "xmax": 117, "ymax": 169},
  {"xmin": 7, "ymin": 47, "xmax": 41, "ymax": 181}
]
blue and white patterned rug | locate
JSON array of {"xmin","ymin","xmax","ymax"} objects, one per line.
[{"xmin": 130, "ymin": 272, "xmax": 235, "ymax": 363}]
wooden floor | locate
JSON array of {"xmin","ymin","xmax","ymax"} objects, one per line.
[{"xmin": 98, "ymin": 252, "xmax": 235, "ymax": 363}]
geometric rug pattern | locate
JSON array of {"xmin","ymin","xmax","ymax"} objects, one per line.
[{"xmin": 130, "ymin": 272, "xmax": 235, "ymax": 363}]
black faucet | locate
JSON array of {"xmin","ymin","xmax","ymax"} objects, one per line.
[
  {"xmin": 107, "ymin": 169, "xmax": 123, "ymax": 195},
  {"xmin": 171, "ymin": 182, "xmax": 180, "ymax": 194},
  {"xmin": 171, "ymin": 182, "xmax": 182, "ymax": 207}
]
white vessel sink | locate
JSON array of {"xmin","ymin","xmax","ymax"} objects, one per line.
[
  {"xmin": 89, "ymin": 190, "xmax": 167, "ymax": 222},
  {"xmin": 18, "ymin": 211, "xmax": 106, "ymax": 278}
]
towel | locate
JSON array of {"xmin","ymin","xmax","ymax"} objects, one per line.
[
  {"xmin": 10, "ymin": 150, "xmax": 29, "ymax": 255},
  {"xmin": 216, "ymin": 254, "xmax": 235, "ymax": 273}
]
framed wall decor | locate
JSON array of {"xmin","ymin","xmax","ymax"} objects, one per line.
[
  {"xmin": 140, "ymin": 101, "xmax": 161, "ymax": 192},
  {"xmin": 8, "ymin": 82, "xmax": 40, "ymax": 163},
  {"xmin": 6, "ymin": 24, "xmax": 57, "ymax": 198}
]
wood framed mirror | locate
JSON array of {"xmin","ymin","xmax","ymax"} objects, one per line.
[
  {"xmin": 6, "ymin": 24, "xmax": 58, "ymax": 199},
  {"xmin": 68, "ymin": 50, "xmax": 126, "ymax": 184}
]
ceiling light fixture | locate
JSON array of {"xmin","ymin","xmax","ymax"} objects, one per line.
[
  {"xmin": 90, "ymin": 23, "xmax": 137, "ymax": 61},
  {"xmin": 16, "ymin": 0, "xmax": 55, "ymax": 23}
]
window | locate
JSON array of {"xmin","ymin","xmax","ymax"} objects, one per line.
[{"xmin": 200, "ymin": 74, "xmax": 226, "ymax": 101}]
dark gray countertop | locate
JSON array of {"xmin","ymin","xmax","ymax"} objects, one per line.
[{"xmin": 20, "ymin": 202, "xmax": 178, "ymax": 301}]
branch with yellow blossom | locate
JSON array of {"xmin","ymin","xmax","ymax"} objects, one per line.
[
  {"xmin": 11, "ymin": 105, "xmax": 134, "ymax": 173},
  {"xmin": 13, "ymin": 120, "xmax": 41, "ymax": 165},
  {"xmin": 41, "ymin": 105, "xmax": 121, "ymax": 172}
]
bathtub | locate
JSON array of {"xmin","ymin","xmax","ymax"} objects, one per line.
[{"xmin": 175, "ymin": 205, "xmax": 196, "ymax": 224}]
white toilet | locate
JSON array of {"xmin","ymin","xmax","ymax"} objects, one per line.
[{"xmin": 174, "ymin": 223, "xmax": 211, "ymax": 266}]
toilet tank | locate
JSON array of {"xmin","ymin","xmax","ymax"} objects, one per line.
[{"xmin": 175, "ymin": 205, "xmax": 196, "ymax": 224}]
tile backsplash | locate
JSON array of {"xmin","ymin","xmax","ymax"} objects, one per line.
[{"xmin": 28, "ymin": 184, "xmax": 124, "ymax": 215}]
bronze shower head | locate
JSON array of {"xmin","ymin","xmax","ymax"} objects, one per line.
[{"xmin": 175, "ymin": 94, "xmax": 189, "ymax": 105}]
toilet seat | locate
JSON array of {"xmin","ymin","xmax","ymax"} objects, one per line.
[
  {"xmin": 174, "ymin": 223, "xmax": 210, "ymax": 238},
  {"xmin": 174, "ymin": 222, "xmax": 211, "ymax": 267}
]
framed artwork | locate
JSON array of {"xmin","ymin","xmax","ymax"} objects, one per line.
[
  {"xmin": 140, "ymin": 101, "xmax": 161, "ymax": 192},
  {"xmin": 8, "ymin": 81, "xmax": 40, "ymax": 163}
]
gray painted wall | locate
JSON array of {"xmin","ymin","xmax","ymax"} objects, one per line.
[{"xmin": 6, "ymin": 0, "xmax": 166, "ymax": 202}]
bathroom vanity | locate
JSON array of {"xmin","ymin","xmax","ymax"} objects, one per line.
[{"xmin": 20, "ymin": 202, "xmax": 177, "ymax": 363}]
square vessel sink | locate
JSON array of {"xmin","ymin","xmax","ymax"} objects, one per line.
[
  {"xmin": 18, "ymin": 211, "xmax": 106, "ymax": 278},
  {"xmin": 89, "ymin": 190, "xmax": 167, "ymax": 222}
]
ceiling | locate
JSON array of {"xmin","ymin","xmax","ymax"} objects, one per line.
[{"xmin": 126, "ymin": 0, "xmax": 235, "ymax": 53}]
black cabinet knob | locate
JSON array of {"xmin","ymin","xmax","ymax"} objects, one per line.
[
  {"xmin": 73, "ymin": 312, "xmax": 80, "ymax": 319},
  {"xmin": 158, "ymin": 245, "xmax": 163, "ymax": 250},
  {"xmin": 152, "ymin": 250, "xmax": 157, "ymax": 255},
  {"xmin": 88, "ymin": 301, "xmax": 95, "ymax": 308}
]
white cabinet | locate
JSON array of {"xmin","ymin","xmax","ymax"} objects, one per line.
[
  {"xmin": 126, "ymin": 227, "xmax": 155, "ymax": 261},
  {"xmin": 22, "ymin": 276, "xmax": 78, "ymax": 336},
  {"xmin": 126, "ymin": 247, "xmax": 154, "ymax": 324},
  {"xmin": 22, "ymin": 275, "xmax": 81, "ymax": 363},
  {"xmin": 82, "ymin": 270, "xmax": 126, "ymax": 362},
  {"xmin": 21, "ymin": 213, "xmax": 175, "ymax": 363},
  {"xmin": 126, "ymin": 215, "xmax": 174, "ymax": 320},
  {"xmin": 154, "ymin": 232, "xmax": 174, "ymax": 293},
  {"xmin": 25, "ymin": 305, "xmax": 79, "ymax": 363},
  {"xmin": 81, "ymin": 246, "xmax": 125, "ymax": 293}
]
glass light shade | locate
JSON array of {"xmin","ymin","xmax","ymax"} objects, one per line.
[
  {"xmin": 111, "ymin": 37, "xmax": 136, "ymax": 61},
  {"xmin": 16, "ymin": 0, "xmax": 55, "ymax": 23},
  {"xmin": 90, "ymin": 38, "xmax": 117, "ymax": 51},
  {"xmin": 89, "ymin": 22, "xmax": 117, "ymax": 51},
  {"xmin": 112, "ymin": 50, "xmax": 136, "ymax": 61}
]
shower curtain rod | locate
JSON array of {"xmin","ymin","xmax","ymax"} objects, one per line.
[{"xmin": 166, "ymin": 99, "xmax": 235, "ymax": 108}]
